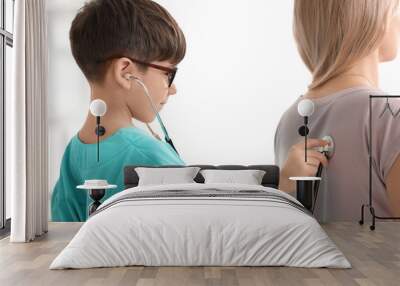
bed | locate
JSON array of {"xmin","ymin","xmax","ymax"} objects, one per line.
[{"xmin": 50, "ymin": 165, "xmax": 350, "ymax": 269}]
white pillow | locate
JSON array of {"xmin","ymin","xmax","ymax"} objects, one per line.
[
  {"xmin": 200, "ymin": 169, "xmax": 266, "ymax": 185},
  {"xmin": 136, "ymin": 167, "xmax": 201, "ymax": 186}
]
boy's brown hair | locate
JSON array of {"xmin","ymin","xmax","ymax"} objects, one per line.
[{"xmin": 70, "ymin": 0, "xmax": 186, "ymax": 83}]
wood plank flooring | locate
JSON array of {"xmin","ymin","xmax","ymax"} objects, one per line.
[{"xmin": 0, "ymin": 222, "xmax": 399, "ymax": 286}]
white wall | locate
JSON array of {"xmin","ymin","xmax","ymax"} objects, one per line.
[{"xmin": 47, "ymin": 0, "xmax": 400, "ymax": 191}]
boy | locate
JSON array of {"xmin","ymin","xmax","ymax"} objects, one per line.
[{"xmin": 51, "ymin": 0, "xmax": 186, "ymax": 221}]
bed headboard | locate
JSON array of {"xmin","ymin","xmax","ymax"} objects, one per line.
[{"xmin": 123, "ymin": 165, "xmax": 280, "ymax": 189}]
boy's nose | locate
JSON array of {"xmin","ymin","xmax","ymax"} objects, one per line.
[{"xmin": 168, "ymin": 83, "xmax": 177, "ymax": 96}]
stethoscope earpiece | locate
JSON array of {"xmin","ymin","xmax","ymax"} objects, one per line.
[{"xmin": 125, "ymin": 74, "xmax": 134, "ymax": 80}]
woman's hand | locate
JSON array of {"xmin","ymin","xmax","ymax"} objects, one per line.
[{"xmin": 279, "ymin": 139, "xmax": 330, "ymax": 193}]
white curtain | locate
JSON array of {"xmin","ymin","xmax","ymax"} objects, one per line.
[{"xmin": 9, "ymin": 0, "xmax": 49, "ymax": 242}]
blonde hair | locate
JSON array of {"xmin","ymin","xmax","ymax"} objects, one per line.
[{"xmin": 293, "ymin": 0, "xmax": 399, "ymax": 89}]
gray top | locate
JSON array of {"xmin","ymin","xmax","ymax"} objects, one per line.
[{"xmin": 274, "ymin": 86, "xmax": 400, "ymax": 221}]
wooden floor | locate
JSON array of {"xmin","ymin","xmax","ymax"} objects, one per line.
[{"xmin": 0, "ymin": 222, "xmax": 399, "ymax": 286}]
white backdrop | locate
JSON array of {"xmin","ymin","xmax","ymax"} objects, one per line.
[{"xmin": 46, "ymin": 0, "xmax": 400, "ymax": 192}]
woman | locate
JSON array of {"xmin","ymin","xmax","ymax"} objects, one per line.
[{"xmin": 275, "ymin": 0, "xmax": 400, "ymax": 221}]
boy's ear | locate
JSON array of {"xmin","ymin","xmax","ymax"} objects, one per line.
[{"xmin": 112, "ymin": 57, "xmax": 138, "ymax": 90}]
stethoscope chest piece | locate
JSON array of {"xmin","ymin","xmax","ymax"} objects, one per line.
[{"xmin": 320, "ymin": 135, "xmax": 335, "ymax": 159}]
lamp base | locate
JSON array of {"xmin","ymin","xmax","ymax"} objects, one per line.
[
  {"xmin": 88, "ymin": 189, "xmax": 105, "ymax": 215},
  {"xmin": 296, "ymin": 180, "xmax": 313, "ymax": 211},
  {"xmin": 289, "ymin": 177, "xmax": 321, "ymax": 212}
]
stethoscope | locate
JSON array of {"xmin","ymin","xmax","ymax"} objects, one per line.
[
  {"xmin": 124, "ymin": 74, "xmax": 179, "ymax": 155},
  {"xmin": 89, "ymin": 75, "xmax": 179, "ymax": 163}
]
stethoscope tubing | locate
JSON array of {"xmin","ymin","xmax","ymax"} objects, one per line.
[{"xmin": 132, "ymin": 77, "xmax": 178, "ymax": 154}]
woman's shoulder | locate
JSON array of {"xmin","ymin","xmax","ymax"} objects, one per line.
[
  {"xmin": 328, "ymin": 87, "xmax": 400, "ymax": 117},
  {"xmin": 277, "ymin": 96, "xmax": 303, "ymax": 126},
  {"xmin": 297, "ymin": 86, "xmax": 391, "ymax": 117},
  {"xmin": 304, "ymin": 86, "xmax": 382, "ymax": 103}
]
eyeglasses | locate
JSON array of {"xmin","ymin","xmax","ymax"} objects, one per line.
[
  {"xmin": 126, "ymin": 57, "xmax": 177, "ymax": 88},
  {"xmin": 99, "ymin": 56, "xmax": 178, "ymax": 87}
]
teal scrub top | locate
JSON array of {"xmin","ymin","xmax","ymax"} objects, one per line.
[{"xmin": 51, "ymin": 126, "xmax": 185, "ymax": 222}]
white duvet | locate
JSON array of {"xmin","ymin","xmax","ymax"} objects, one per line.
[{"xmin": 50, "ymin": 183, "xmax": 351, "ymax": 269}]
